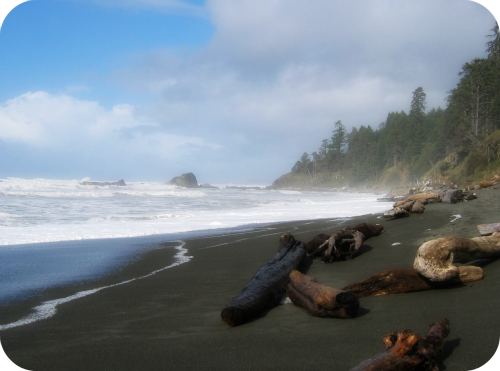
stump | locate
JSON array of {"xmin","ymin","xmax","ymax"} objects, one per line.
[{"xmin": 351, "ymin": 319, "xmax": 450, "ymax": 371}]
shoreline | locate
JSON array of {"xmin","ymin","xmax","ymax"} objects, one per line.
[{"xmin": 0, "ymin": 187, "xmax": 499, "ymax": 370}]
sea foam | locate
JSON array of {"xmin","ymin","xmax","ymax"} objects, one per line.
[
  {"xmin": 0, "ymin": 241, "xmax": 191, "ymax": 331},
  {"xmin": 0, "ymin": 178, "xmax": 392, "ymax": 246}
]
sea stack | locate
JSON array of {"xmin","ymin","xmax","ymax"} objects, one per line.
[{"xmin": 168, "ymin": 173, "xmax": 199, "ymax": 188}]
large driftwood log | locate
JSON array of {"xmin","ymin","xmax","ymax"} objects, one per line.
[
  {"xmin": 287, "ymin": 270, "xmax": 359, "ymax": 318},
  {"xmin": 413, "ymin": 233, "xmax": 500, "ymax": 283},
  {"xmin": 307, "ymin": 223, "xmax": 383, "ymax": 262},
  {"xmin": 221, "ymin": 233, "xmax": 307, "ymax": 326},
  {"xmin": 343, "ymin": 268, "xmax": 435, "ymax": 297},
  {"xmin": 394, "ymin": 192, "xmax": 441, "ymax": 206},
  {"xmin": 351, "ymin": 319, "xmax": 450, "ymax": 371}
]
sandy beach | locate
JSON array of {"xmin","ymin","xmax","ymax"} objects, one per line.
[{"xmin": 1, "ymin": 187, "xmax": 500, "ymax": 370}]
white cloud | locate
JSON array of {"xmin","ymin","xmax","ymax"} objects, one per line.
[
  {"xmin": 105, "ymin": 0, "xmax": 495, "ymax": 181},
  {"xmin": 122, "ymin": 0, "xmax": 493, "ymax": 132},
  {"xmin": 3, "ymin": 0, "xmax": 496, "ymax": 181},
  {"xmin": 0, "ymin": 91, "xmax": 219, "ymax": 159}
]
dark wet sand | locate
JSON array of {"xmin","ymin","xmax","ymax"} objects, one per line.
[{"xmin": 1, "ymin": 187, "xmax": 500, "ymax": 370}]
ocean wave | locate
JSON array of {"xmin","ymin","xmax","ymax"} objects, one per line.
[
  {"xmin": 0, "ymin": 240, "xmax": 192, "ymax": 331},
  {"xmin": 0, "ymin": 178, "xmax": 207, "ymax": 198},
  {"xmin": 0, "ymin": 177, "xmax": 392, "ymax": 246}
]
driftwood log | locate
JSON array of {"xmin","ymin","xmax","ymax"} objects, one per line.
[
  {"xmin": 287, "ymin": 270, "xmax": 359, "ymax": 318},
  {"xmin": 351, "ymin": 319, "xmax": 450, "ymax": 371},
  {"xmin": 384, "ymin": 207, "xmax": 410, "ymax": 220},
  {"xmin": 413, "ymin": 233, "xmax": 500, "ymax": 283},
  {"xmin": 343, "ymin": 268, "xmax": 436, "ymax": 297},
  {"xmin": 394, "ymin": 192, "xmax": 441, "ymax": 206},
  {"xmin": 221, "ymin": 233, "xmax": 307, "ymax": 326},
  {"xmin": 477, "ymin": 223, "xmax": 500, "ymax": 236},
  {"xmin": 306, "ymin": 223, "xmax": 383, "ymax": 262}
]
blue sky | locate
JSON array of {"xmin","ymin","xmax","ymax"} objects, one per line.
[{"xmin": 0, "ymin": 0, "xmax": 497, "ymax": 183}]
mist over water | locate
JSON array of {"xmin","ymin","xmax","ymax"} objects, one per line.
[{"xmin": 0, "ymin": 178, "xmax": 391, "ymax": 246}]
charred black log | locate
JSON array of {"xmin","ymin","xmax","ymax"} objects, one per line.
[
  {"xmin": 221, "ymin": 233, "xmax": 307, "ymax": 326},
  {"xmin": 351, "ymin": 319, "xmax": 450, "ymax": 371}
]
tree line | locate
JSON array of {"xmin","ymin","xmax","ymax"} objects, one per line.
[{"xmin": 280, "ymin": 24, "xmax": 500, "ymax": 188}]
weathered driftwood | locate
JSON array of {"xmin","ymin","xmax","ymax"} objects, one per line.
[
  {"xmin": 394, "ymin": 192, "xmax": 441, "ymax": 206},
  {"xmin": 439, "ymin": 189, "xmax": 464, "ymax": 204},
  {"xmin": 411, "ymin": 200, "xmax": 425, "ymax": 213},
  {"xmin": 463, "ymin": 192, "xmax": 477, "ymax": 201},
  {"xmin": 351, "ymin": 319, "xmax": 450, "ymax": 371},
  {"xmin": 287, "ymin": 270, "xmax": 359, "ymax": 318},
  {"xmin": 343, "ymin": 268, "xmax": 435, "ymax": 297},
  {"xmin": 477, "ymin": 223, "xmax": 500, "ymax": 236},
  {"xmin": 479, "ymin": 180, "xmax": 497, "ymax": 189},
  {"xmin": 304, "ymin": 233, "xmax": 330, "ymax": 256},
  {"xmin": 397, "ymin": 200, "xmax": 416, "ymax": 212},
  {"xmin": 221, "ymin": 233, "xmax": 307, "ymax": 326},
  {"xmin": 317, "ymin": 223, "xmax": 384, "ymax": 263},
  {"xmin": 413, "ymin": 233, "xmax": 500, "ymax": 283},
  {"xmin": 305, "ymin": 223, "xmax": 383, "ymax": 262},
  {"xmin": 384, "ymin": 207, "xmax": 410, "ymax": 220}
]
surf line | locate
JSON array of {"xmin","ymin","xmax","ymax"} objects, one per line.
[{"xmin": 0, "ymin": 240, "xmax": 192, "ymax": 331}]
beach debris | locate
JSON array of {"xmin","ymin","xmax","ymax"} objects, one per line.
[
  {"xmin": 383, "ymin": 186, "xmax": 478, "ymax": 221},
  {"xmin": 410, "ymin": 200, "xmax": 425, "ymax": 213},
  {"xmin": 439, "ymin": 189, "xmax": 464, "ymax": 204},
  {"xmin": 476, "ymin": 174, "xmax": 500, "ymax": 189},
  {"xmin": 221, "ymin": 233, "xmax": 308, "ymax": 326},
  {"xmin": 463, "ymin": 192, "xmax": 477, "ymax": 201},
  {"xmin": 477, "ymin": 223, "xmax": 500, "ymax": 236},
  {"xmin": 305, "ymin": 233, "xmax": 331, "ymax": 256},
  {"xmin": 310, "ymin": 223, "xmax": 384, "ymax": 263},
  {"xmin": 307, "ymin": 223, "xmax": 384, "ymax": 263},
  {"xmin": 413, "ymin": 233, "xmax": 500, "ymax": 283},
  {"xmin": 391, "ymin": 242, "xmax": 401, "ymax": 246},
  {"xmin": 287, "ymin": 270, "xmax": 359, "ymax": 318},
  {"xmin": 449, "ymin": 214, "xmax": 462, "ymax": 223},
  {"xmin": 394, "ymin": 192, "xmax": 441, "ymax": 205},
  {"xmin": 384, "ymin": 207, "xmax": 410, "ymax": 220},
  {"xmin": 479, "ymin": 180, "xmax": 496, "ymax": 189},
  {"xmin": 343, "ymin": 268, "xmax": 435, "ymax": 297},
  {"xmin": 351, "ymin": 319, "xmax": 450, "ymax": 371}
]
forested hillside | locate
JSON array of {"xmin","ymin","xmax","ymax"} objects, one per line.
[{"xmin": 273, "ymin": 24, "xmax": 500, "ymax": 190}]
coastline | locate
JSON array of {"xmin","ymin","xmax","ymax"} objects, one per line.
[{"xmin": 0, "ymin": 187, "xmax": 499, "ymax": 370}]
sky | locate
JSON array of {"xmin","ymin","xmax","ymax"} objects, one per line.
[{"xmin": 0, "ymin": 0, "xmax": 496, "ymax": 184}]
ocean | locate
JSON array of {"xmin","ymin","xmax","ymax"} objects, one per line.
[
  {"xmin": 0, "ymin": 177, "xmax": 389, "ymax": 246},
  {"xmin": 0, "ymin": 177, "xmax": 392, "ymax": 329}
]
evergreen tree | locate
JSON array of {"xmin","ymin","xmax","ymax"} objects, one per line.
[{"xmin": 410, "ymin": 87, "xmax": 426, "ymax": 119}]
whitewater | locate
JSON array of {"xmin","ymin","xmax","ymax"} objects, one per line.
[{"xmin": 0, "ymin": 178, "xmax": 391, "ymax": 246}]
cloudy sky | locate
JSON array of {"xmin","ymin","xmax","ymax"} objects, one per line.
[{"xmin": 0, "ymin": 0, "xmax": 496, "ymax": 183}]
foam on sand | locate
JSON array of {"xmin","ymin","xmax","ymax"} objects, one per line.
[{"xmin": 0, "ymin": 241, "xmax": 191, "ymax": 331}]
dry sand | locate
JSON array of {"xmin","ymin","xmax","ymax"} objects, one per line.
[{"xmin": 1, "ymin": 187, "xmax": 500, "ymax": 370}]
